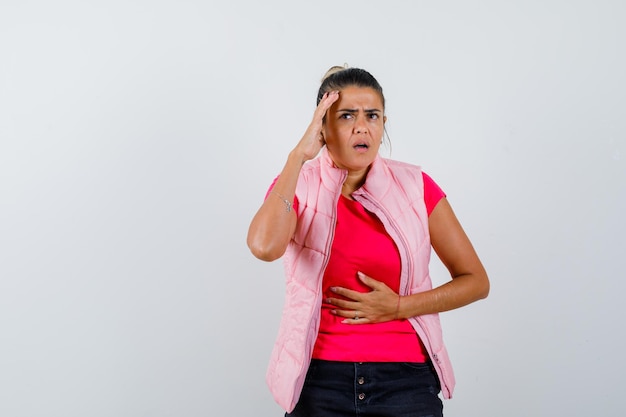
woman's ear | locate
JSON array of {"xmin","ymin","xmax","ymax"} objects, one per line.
[{"xmin": 383, "ymin": 115, "xmax": 387, "ymax": 124}]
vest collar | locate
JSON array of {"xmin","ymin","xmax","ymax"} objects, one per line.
[{"xmin": 319, "ymin": 147, "xmax": 391, "ymax": 198}]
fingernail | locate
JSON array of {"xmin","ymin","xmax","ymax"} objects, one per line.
[{"xmin": 330, "ymin": 287, "xmax": 338, "ymax": 292}]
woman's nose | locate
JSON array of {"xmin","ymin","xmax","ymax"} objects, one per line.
[{"xmin": 354, "ymin": 116, "xmax": 368, "ymax": 134}]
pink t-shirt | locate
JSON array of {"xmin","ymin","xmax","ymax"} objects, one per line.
[{"xmin": 269, "ymin": 172, "xmax": 445, "ymax": 362}]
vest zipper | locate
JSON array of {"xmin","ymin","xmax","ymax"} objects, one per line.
[
  {"xmin": 353, "ymin": 190, "xmax": 450, "ymax": 397},
  {"xmin": 352, "ymin": 191, "xmax": 413, "ymax": 295}
]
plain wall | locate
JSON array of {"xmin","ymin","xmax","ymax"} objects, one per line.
[{"xmin": 1, "ymin": 1, "xmax": 624, "ymax": 416}]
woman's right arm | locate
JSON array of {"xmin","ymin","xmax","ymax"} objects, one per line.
[{"xmin": 247, "ymin": 91, "xmax": 339, "ymax": 262}]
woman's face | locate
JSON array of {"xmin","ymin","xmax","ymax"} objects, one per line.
[{"xmin": 322, "ymin": 86, "xmax": 386, "ymax": 175}]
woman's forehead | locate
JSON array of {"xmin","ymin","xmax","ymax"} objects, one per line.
[{"xmin": 334, "ymin": 87, "xmax": 384, "ymax": 108}]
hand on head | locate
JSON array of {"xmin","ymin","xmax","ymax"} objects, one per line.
[{"xmin": 293, "ymin": 90, "xmax": 339, "ymax": 163}]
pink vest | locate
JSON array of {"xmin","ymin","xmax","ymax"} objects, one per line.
[{"xmin": 266, "ymin": 148, "xmax": 456, "ymax": 412}]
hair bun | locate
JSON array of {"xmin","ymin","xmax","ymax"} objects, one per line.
[{"xmin": 321, "ymin": 63, "xmax": 350, "ymax": 82}]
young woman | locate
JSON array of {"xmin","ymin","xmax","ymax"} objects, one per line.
[{"xmin": 247, "ymin": 66, "xmax": 489, "ymax": 417}]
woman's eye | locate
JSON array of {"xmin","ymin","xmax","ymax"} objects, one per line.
[
  {"xmin": 369, "ymin": 113, "xmax": 379, "ymax": 120},
  {"xmin": 340, "ymin": 113, "xmax": 353, "ymax": 119}
]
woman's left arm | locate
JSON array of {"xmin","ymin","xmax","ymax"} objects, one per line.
[
  {"xmin": 328, "ymin": 197, "xmax": 489, "ymax": 323},
  {"xmin": 397, "ymin": 197, "xmax": 489, "ymax": 318}
]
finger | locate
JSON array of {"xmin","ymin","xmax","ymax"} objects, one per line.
[
  {"xmin": 330, "ymin": 286, "xmax": 363, "ymax": 301},
  {"xmin": 320, "ymin": 90, "xmax": 339, "ymax": 106},
  {"xmin": 330, "ymin": 308, "xmax": 369, "ymax": 323},
  {"xmin": 329, "ymin": 307, "xmax": 353, "ymax": 318},
  {"xmin": 340, "ymin": 315, "xmax": 371, "ymax": 325},
  {"xmin": 357, "ymin": 272, "xmax": 388, "ymax": 291},
  {"xmin": 326, "ymin": 297, "xmax": 359, "ymax": 310},
  {"xmin": 314, "ymin": 90, "xmax": 339, "ymax": 119}
]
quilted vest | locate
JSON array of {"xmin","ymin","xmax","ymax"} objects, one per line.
[{"xmin": 266, "ymin": 148, "xmax": 456, "ymax": 412}]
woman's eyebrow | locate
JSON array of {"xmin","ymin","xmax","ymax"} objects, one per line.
[{"xmin": 335, "ymin": 108, "xmax": 382, "ymax": 113}]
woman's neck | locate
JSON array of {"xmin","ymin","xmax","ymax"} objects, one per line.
[{"xmin": 341, "ymin": 169, "xmax": 368, "ymax": 199}]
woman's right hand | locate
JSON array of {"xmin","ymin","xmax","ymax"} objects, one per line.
[{"xmin": 292, "ymin": 90, "xmax": 339, "ymax": 162}]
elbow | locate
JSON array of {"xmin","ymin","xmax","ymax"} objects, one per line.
[
  {"xmin": 247, "ymin": 237, "xmax": 286, "ymax": 262},
  {"xmin": 477, "ymin": 273, "xmax": 490, "ymax": 300}
]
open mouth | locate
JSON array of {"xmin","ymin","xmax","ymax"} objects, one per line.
[{"xmin": 354, "ymin": 143, "xmax": 369, "ymax": 150}]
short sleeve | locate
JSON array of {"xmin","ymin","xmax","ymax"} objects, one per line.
[{"xmin": 422, "ymin": 171, "xmax": 446, "ymax": 216}]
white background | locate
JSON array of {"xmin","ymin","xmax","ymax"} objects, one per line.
[{"xmin": 1, "ymin": 1, "xmax": 624, "ymax": 416}]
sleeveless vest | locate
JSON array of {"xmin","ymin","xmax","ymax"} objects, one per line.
[{"xmin": 266, "ymin": 148, "xmax": 455, "ymax": 412}]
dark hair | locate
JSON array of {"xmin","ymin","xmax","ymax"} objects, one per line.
[{"xmin": 316, "ymin": 66, "xmax": 385, "ymax": 109}]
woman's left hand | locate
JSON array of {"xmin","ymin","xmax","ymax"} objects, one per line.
[{"xmin": 327, "ymin": 272, "xmax": 401, "ymax": 324}]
